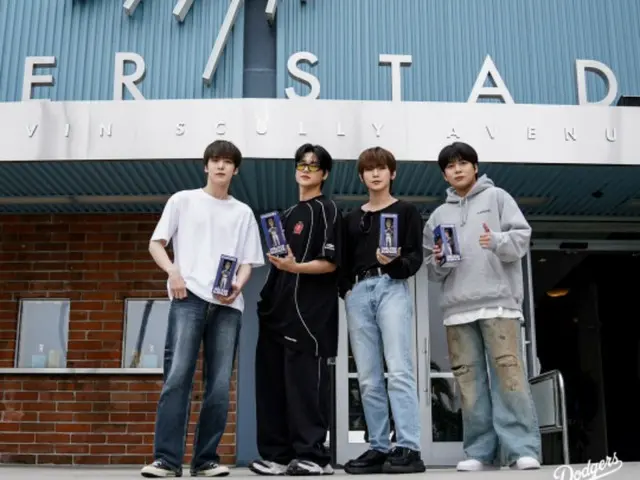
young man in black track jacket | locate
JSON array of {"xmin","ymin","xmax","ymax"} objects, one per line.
[{"xmin": 250, "ymin": 143, "xmax": 343, "ymax": 476}]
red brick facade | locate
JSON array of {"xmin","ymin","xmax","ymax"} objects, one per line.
[{"xmin": 0, "ymin": 214, "xmax": 237, "ymax": 466}]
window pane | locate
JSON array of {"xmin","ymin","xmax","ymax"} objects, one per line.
[
  {"xmin": 426, "ymin": 277, "xmax": 464, "ymax": 442},
  {"xmin": 122, "ymin": 299, "xmax": 170, "ymax": 368},
  {"xmin": 431, "ymin": 377, "xmax": 463, "ymax": 442},
  {"xmin": 16, "ymin": 299, "xmax": 70, "ymax": 368},
  {"xmin": 427, "ymin": 278, "xmax": 453, "ymax": 373}
]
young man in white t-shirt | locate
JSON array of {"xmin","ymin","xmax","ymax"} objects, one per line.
[{"xmin": 141, "ymin": 140, "xmax": 265, "ymax": 478}]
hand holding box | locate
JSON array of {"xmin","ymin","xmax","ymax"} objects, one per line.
[
  {"xmin": 260, "ymin": 211, "xmax": 288, "ymax": 257},
  {"xmin": 433, "ymin": 224, "xmax": 461, "ymax": 267},
  {"xmin": 212, "ymin": 254, "xmax": 238, "ymax": 297},
  {"xmin": 379, "ymin": 213, "xmax": 399, "ymax": 257}
]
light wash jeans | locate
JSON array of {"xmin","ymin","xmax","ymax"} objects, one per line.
[
  {"xmin": 153, "ymin": 291, "xmax": 242, "ymax": 471},
  {"xmin": 345, "ymin": 274, "xmax": 421, "ymax": 452},
  {"xmin": 446, "ymin": 318, "xmax": 541, "ymax": 465}
]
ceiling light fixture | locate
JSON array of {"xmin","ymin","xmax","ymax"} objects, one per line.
[{"xmin": 546, "ymin": 288, "xmax": 570, "ymax": 298}]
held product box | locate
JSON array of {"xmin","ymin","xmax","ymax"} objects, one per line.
[
  {"xmin": 379, "ymin": 213, "xmax": 399, "ymax": 257},
  {"xmin": 260, "ymin": 211, "xmax": 288, "ymax": 256},
  {"xmin": 212, "ymin": 254, "xmax": 238, "ymax": 297},
  {"xmin": 433, "ymin": 224, "xmax": 461, "ymax": 267}
]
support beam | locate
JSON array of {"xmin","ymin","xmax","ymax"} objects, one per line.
[
  {"xmin": 617, "ymin": 95, "xmax": 640, "ymax": 107},
  {"xmin": 202, "ymin": 0, "xmax": 244, "ymax": 85},
  {"xmin": 123, "ymin": 0, "xmax": 142, "ymax": 16},
  {"xmin": 173, "ymin": 0, "xmax": 195, "ymax": 23},
  {"xmin": 265, "ymin": 0, "xmax": 277, "ymax": 24}
]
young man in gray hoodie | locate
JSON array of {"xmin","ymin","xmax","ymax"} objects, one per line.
[{"xmin": 423, "ymin": 142, "xmax": 541, "ymax": 472}]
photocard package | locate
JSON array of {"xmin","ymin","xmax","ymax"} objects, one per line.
[
  {"xmin": 212, "ymin": 254, "xmax": 238, "ymax": 297},
  {"xmin": 260, "ymin": 211, "xmax": 288, "ymax": 256},
  {"xmin": 379, "ymin": 213, "xmax": 399, "ymax": 257},
  {"xmin": 433, "ymin": 224, "xmax": 461, "ymax": 267}
]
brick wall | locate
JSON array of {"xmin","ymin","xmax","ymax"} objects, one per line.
[{"xmin": 0, "ymin": 214, "xmax": 237, "ymax": 466}]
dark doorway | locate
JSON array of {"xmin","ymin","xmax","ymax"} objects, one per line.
[{"xmin": 532, "ymin": 250, "xmax": 640, "ymax": 464}]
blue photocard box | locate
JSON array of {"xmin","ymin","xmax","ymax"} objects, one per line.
[
  {"xmin": 212, "ymin": 254, "xmax": 238, "ymax": 297},
  {"xmin": 260, "ymin": 211, "xmax": 288, "ymax": 256},
  {"xmin": 433, "ymin": 224, "xmax": 461, "ymax": 267},
  {"xmin": 379, "ymin": 213, "xmax": 399, "ymax": 257}
]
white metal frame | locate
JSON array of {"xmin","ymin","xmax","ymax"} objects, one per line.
[{"xmin": 523, "ymin": 251, "xmax": 539, "ymax": 377}]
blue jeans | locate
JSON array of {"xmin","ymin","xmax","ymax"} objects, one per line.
[
  {"xmin": 153, "ymin": 291, "xmax": 242, "ymax": 471},
  {"xmin": 345, "ymin": 274, "xmax": 421, "ymax": 452},
  {"xmin": 446, "ymin": 318, "xmax": 541, "ymax": 465}
]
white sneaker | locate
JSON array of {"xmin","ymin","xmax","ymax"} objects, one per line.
[
  {"xmin": 286, "ymin": 460, "xmax": 334, "ymax": 475},
  {"xmin": 456, "ymin": 459, "xmax": 500, "ymax": 472},
  {"xmin": 191, "ymin": 461, "xmax": 230, "ymax": 477},
  {"xmin": 248, "ymin": 459, "xmax": 289, "ymax": 475},
  {"xmin": 512, "ymin": 456, "xmax": 541, "ymax": 470}
]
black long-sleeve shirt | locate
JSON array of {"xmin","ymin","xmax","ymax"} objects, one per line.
[{"xmin": 339, "ymin": 200, "xmax": 423, "ymax": 298}]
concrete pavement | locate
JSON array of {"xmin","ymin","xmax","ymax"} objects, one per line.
[{"xmin": 0, "ymin": 463, "xmax": 637, "ymax": 480}]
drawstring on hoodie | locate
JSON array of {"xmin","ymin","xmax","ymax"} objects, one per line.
[{"xmin": 460, "ymin": 197, "xmax": 469, "ymax": 226}]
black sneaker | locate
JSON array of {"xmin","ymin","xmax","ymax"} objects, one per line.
[
  {"xmin": 382, "ymin": 447, "xmax": 426, "ymax": 474},
  {"xmin": 141, "ymin": 459, "xmax": 182, "ymax": 478},
  {"xmin": 344, "ymin": 449, "xmax": 388, "ymax": 475},
  {"xmin": 190, "ymin": 461, "xmax": 230, "ymax": 477}
]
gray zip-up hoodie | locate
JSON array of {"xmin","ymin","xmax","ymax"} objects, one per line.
[{"xmin": 423, "ymin": 175, "xmax": 531, "ymax": 319}]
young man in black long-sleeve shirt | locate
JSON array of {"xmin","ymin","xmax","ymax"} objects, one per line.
[
  {"xmin": 340, "ymin": 147, "xmax": 426, "ymax": 475},
  {"xmin": 250, "ymin": 143, "xmax": 342, "ymax": 476}
]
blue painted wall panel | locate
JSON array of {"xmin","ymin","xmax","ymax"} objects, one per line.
[
  {"xmin": 276, "ymin": 0, "xmax": 640, "ymax": 104},
  {"xmin": 0, "ymin": 0, "xmax": 244, "ymax": 101}
]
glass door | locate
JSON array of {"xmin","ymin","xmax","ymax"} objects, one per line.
[
  {"xmin": 334, "ymin": 277, "xmax": 419, "ymax": 466},
  {"xmin": 415, "ymin": 265, "xmax": 464, "ymax": 466}
]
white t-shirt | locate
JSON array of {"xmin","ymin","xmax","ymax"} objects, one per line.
[{"xmin": 151, "ymin": 188, "xmax": 265, "ymax": 312}]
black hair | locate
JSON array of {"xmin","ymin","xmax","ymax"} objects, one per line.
[
  {"xmin": 294, "ymin": 143, "xmax": 333, "ymax": 173},
  {"xmin": 437, "ymin": 142, "xmax": 479, "ymax": 172},
  {"xmin": 203, "ymin": 140, "xmax": 242, "ymax": 168}
]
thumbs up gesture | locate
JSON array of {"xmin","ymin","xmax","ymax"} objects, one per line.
[{"xmin": 479, "ymin": 223, "xmax": 493, "ymax": 249}]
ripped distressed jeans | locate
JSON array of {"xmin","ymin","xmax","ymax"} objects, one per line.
[{"xmin": 446, "ymin": 318, "xmax": 541, "ymax": 465}]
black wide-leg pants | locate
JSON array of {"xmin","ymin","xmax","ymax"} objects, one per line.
[{"xmin": 255, "ymin": 329, "xmax": 331, "ymax": 467}]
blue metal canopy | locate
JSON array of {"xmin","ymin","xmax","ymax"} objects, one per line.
[{"xmin": 0, "ymin": 160, "xmax": 639, "ymax": 218}]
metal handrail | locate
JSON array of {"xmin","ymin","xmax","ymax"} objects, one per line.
[{"xmin": 529, "ymin": 369, "xmax": 570, "ymax": 465}]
